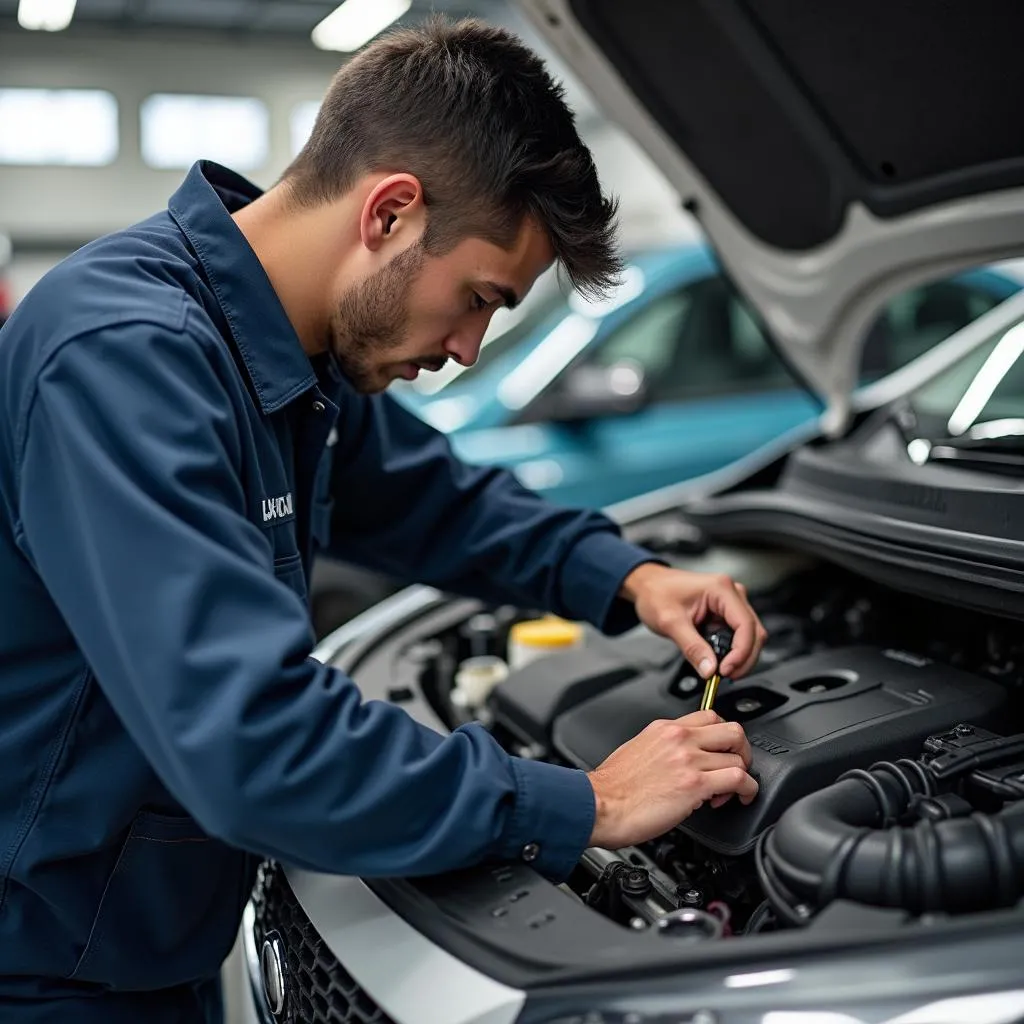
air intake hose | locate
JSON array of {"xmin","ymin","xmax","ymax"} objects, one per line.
[{"xmin": 758, "ymin": 758, "xmax": 1024, "ymax": 920}]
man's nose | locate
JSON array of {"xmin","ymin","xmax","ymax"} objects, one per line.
[{"xmin": 443, "ymin": 326, "xmax": 486, "ymax": 367}]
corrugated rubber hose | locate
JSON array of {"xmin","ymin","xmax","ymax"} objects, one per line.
[{"xmin": 757, "ymin": 757, "xmax": 1024, "ymax": 922}]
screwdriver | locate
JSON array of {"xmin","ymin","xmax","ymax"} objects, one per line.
[{"xmin": 699, "ymin": 625, "xmax": 734, "ymax": 712}]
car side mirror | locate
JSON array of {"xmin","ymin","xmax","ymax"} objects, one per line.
[{"xmin": 548, "ymin": 360, "xmax": 650, "ymax": 423}]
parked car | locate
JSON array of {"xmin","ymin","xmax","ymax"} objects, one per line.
[
  {"xmin": 393, "ymin": 244, "xmax": 1020, "ymax": 509},
  {"xmin": 311, "ymin": 251, "xmax": 1020, "ymax": 635},
  {"xmin": 249, "ymin": 3, "xmax": 1024, "ymax": 1022}
]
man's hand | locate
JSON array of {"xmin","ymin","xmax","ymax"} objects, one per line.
[
  {"xmin": 621, "ymin": 563, "xmax": 767, "ymax": 679},
  {"xmin": 587, "ymin": 710, "xmax": 758, "ymax": 849}
]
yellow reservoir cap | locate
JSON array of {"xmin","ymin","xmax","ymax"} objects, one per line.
[
  {"xmin": 508, "ymin": 617, "xmax": 584, "ymax": 670},
  {"xmin": 508, "ymin": 617, "xmax": 584, "ymax": 649}
]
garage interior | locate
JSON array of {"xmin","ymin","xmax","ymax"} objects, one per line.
[
  {"xmin": 6, "ymin": 3, "xmax": 1024, "ymax": 1023},
  {"xmin": 0, "ymin": 0, "xmax": 699, "ymax": 313}
]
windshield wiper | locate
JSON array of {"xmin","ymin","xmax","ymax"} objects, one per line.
[
  {"xmin": 919, "ymin": 427, "xmax": 1024, "ymax": 476},
  {"xmin": 883, "ymin": 403, "xmax": 1024, "ymax": 475}
]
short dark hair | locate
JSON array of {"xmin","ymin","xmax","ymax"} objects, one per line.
[{"xmin": 283, "ymin": 16, "xmax": 622, "ymax": 299}]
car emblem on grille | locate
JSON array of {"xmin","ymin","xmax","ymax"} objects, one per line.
[{"xmin": 260, "ymin": 931, "xmax": 288, "ymax": 1019}]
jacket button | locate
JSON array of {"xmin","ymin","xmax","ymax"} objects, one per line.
[
  {"xmin": 312, "ymin": 400, "xmax": 326, "ymax": 413},
  {"xmin": 521, "ymin": 842, "xmax": 540, "ymax": 863}
]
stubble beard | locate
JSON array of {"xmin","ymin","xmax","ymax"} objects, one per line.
[{"xmin": 329, "ymin": 243, "xmax": 424, "ymax": 394}]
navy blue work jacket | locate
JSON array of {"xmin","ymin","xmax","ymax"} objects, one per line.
[{"xmin": 0, "ymin": 162, "xmax": 654, "ymax": 1021}]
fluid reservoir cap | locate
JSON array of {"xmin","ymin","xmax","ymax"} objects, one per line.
[
  {"xmin": 453, "ymin": 655, "xmax": 510, "ymax": 708},
  {"xmin": 509, "ymin": 617, "xmax": 584, "ymax": 648},
  {"xmin": 508, "ymin": 617, "xmax": 585, "ymax": 670}
]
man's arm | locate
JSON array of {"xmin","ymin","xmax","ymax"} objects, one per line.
[
  {"xmin": 14, "ymin": 320, "xmax": 595, "ymax": 880},
  {"xmin": 324, "ymin": 387, "xmax": 656, "ymax": 634},
  {"xmin": 323, "ymin": 389, "xmax": 768, "ymax": 676}
]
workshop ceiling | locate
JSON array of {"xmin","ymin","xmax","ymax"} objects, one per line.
[{"xmin": 0, "ymin": 0, "xmax": 511, "ymax": 40}]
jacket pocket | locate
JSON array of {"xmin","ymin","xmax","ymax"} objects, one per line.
[{"xmin": 69, "ymin": 810, "xmax": 250, "ymax": 991}]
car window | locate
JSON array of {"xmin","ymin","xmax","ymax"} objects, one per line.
[
  {"xmin": 588, "ymin": 286, "xmax": 695, "ymax": 380},
  {"xmin": 582, "ymin": 273, "xmax": 1006, "ymax": 407},
  {"xmin": 860, "ymin": 280, "xmax": 1004, "ymax": 381},
  {"xmin": 586, "ymin": 275, "xmax": 790, "ymax": 402}
]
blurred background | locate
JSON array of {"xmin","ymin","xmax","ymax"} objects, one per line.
[{"xmin": 0, "ymin": 0, "xmax": 701, "ymax": 311}]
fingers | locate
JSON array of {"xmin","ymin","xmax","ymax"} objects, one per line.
[
  {"xmin": 734, "ymin": 615, "xmax": 769, "ymax": 678},
  {"xmin": 677, "ymin": 709, "xmax": 723, "ymax": 727},
  {"xmin": 690, "ymin": 721, "xmax": 752, "ymax": 765},
  {"xmin": 702, "ymin": 766, "xmax": 759, "ymax": 806},
  {"xmin": 665, "ymin": 617, "xmax": 717, "ymax": 679},
  {"xmin": 705, "ymin": 577, "xmax": 766, "ymax": 678},
  {"xmin": 695, "ymin": 751, "xmax": 749, "ymax": 774}
]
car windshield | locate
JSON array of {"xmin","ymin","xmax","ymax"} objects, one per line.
[{"xmin": 909, "ymin": 316, "xmax": 1024, "ymax": 440}]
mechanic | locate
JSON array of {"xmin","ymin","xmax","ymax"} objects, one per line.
[{"xmin": 0, "ymin": 17, "xmax": 765, "ymax": 1024}]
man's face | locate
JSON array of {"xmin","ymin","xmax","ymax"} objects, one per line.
[{"xmin": 328, "ymin": 218, "xmax": 554, "ymax": 394}]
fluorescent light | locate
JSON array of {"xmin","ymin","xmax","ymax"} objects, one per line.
[
  {"xmin": 312, "ymin": 0, "xmax": 412, "ymax": 53},
  {"xmin": 18, "ymin": 0, "xmax": 77, "ymax": 32},
  {"xmin": 140, "ymin": 94, "xmax": 269, "ymax": 171},
  {"xmin": 0, "ymin": 89, "xmax": 118, "ymax": 166}
]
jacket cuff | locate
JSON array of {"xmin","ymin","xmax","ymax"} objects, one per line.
[
  {"xmin": 496, "ymin": 758, "xmax": 595, "ymax": 882},
  {"xmin": 560, "ymin": 530, "xmax": 663, "ymax": 635}
]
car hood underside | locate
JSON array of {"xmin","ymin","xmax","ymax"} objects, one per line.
[{"xmin": 520, "ymin": 0, "xmax": 1024, "ymax": 428}]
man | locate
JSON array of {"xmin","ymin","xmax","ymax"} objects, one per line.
[{"xmin": 0, "ymin": 17, "xmax": 765, "ymax": 1023}]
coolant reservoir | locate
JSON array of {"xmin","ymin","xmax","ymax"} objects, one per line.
[
  {"xmin": 507, "ymin": 616, "xmax": 584, "ymax": 671},
  {"xmin": 451, "ymin": 655, "xmax": 510, "ymax": 711}
]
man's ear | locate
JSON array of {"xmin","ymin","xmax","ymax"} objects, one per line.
[{"xmin": 360, "ymin": 174, "xmax": 425, "ymax": 252}]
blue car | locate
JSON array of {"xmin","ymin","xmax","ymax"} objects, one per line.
[{"xmin": 392, "ymin": 244, "xmax": 1021, "ymax": 508}]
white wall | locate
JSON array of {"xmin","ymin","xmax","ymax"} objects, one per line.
[{"xmin": 0, "ymin": 23, "xmax": 699, "ymax": 302}]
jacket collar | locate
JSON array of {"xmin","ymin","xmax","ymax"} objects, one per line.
[{"xmin": 168, "ymin": 161, "xmax": 317, "ymax": 414}]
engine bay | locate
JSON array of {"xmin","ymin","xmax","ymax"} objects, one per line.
[
  {"xmin": 499, "ymin": 643, "xmax": 1006, "ymax": 850},
  {"xmin": 381, "ymin": 553, "xmax": 1024, "ymax": 941}
]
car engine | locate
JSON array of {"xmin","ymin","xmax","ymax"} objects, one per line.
[{"xmin": 390, "ymin": 560, "xmax": 1024, "ymax": 940}]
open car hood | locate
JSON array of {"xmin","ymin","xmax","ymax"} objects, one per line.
[{"xmin": 518, "ymin": 0, "xmax": 1024, "ymax": 430}]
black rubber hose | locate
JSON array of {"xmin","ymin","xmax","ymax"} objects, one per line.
[{"xmin": 761, "ymin": 759, "xmax": 1024, "ymax": 916}]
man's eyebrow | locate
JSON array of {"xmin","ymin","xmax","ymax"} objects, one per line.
[{"xmin": 485, "ymin": 282, "xmax": 520, "ymax": 310}]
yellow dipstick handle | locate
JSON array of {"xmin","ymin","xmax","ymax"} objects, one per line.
[{"xmin": 700, "ymin": 672, "xmax": 721, "ymax": 712}]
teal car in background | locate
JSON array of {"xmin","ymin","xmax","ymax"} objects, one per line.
[{"xmin": 391, "ymin": 244, "xmax": 1022, "ymax": 509}]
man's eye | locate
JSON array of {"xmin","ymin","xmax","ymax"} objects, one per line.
[{"xmin": 470, "ymin": 292, "xmax": 488, "ymax": 312}]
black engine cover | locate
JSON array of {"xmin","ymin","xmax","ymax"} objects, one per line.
[{"xmin": 493, "ymin": 644, "xmax": 1008, "ymax": 855}]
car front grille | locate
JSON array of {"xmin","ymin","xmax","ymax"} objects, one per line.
[{"xmin": 250, "ymin": 861, "xmax": 397, "ymax": 1024}]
